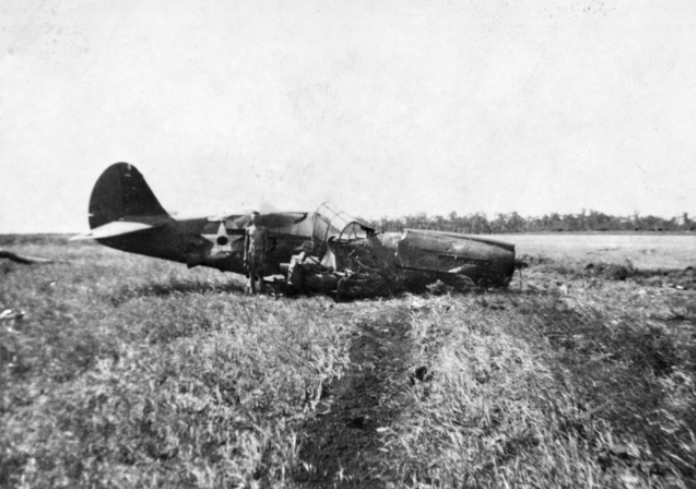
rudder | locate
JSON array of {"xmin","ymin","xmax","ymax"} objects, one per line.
[{"xmin": 89, "ymin": 163, "xmax": 168, "ymax": 229}]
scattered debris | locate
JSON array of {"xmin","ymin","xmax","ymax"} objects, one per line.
[
  {"xmin": 345, "ymin": 416, "xmax": 368, "ymax": 429},
  {"xmin": 632, "ymin": 265, "xmax": 696, "ymax": 290},
  {"xmin": 425, "ymin": 280, "xmax": 454, "ymax": 295},
  {"xmin": 409, "ymin": 366, "xmax": 433, "ymax": 385},
  {"xmin": 516, "ymin": 254, "xmax": 549, "ymax": 267},
  {"xmin": 587, "ymin": 247, "xmax": 620, "ymax": 254},
  {"xmin": 0, "ymin": 309, "xmax": 25, "ymax": 322},
  {"xmin": 408, "ymin": 299, "xmax": 429, "ymax": 311},
  {"xmin": 584, "ymin": 262, "xmax": 631, "ymax": 281}
]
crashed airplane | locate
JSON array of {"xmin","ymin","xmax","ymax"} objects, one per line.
[{"xmin": 73, "ymin": 163, "xmax": 516, "ymax": 296}]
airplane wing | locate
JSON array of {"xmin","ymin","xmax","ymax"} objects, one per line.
[{"xmin": 259, "ymin": 212, "xmax": 309, "ymax": 229}]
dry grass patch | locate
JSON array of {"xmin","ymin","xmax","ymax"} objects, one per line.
[
  {"xmin": 1, "ymin": 244, "xmax": 352, "ymax": 488},
  {"xmin": 378, "ymin": 277, "xmax": 695, "ymax": 488},
  {"xmin": 2, "ymin": 239, "xmax": 695, "ymax": 488}
]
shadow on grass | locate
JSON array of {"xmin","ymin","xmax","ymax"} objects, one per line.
[
  {"xmin": 108, "ymin": 279, "xmax": 247, "ymax": 305},
  {"xmin": 106, "ymin": 273, "xmax": 555, "ymax": 308}
]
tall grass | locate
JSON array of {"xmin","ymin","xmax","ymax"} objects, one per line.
[
  {"xmin": 1, "ymin": 243, "xmax": 351, "ymax": 487},
  {"xmin": 1, "ymin": 240, "xmax": 694, "ymax": 488},
  {"xmin": 379, "ymin": 269, "xmax": 695, "ymax": 488}
]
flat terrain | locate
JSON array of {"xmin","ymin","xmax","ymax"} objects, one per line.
[
  {"xmin": 1, "ymin": 234, "xmax": 695, "ymax": 488},
  {"xmin": 489, "ymin": 233, "xmax": 696, "ymax": 270}
]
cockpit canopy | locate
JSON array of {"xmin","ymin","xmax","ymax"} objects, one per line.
[
  {"xmin": 313, "ymin": 203, "xmax": 375, "ymax": 241},
  {"xmin": 246, "ymin": 203, "xmax": 373, "ymax": 241},
  {"xmin": 221, "ymin": 203, "xmax": 374, "ymax": 243}
]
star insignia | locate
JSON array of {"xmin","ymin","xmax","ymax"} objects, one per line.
[{"xmin": 201, "ymin": 222, "xmax": 232, "ymax": 255}]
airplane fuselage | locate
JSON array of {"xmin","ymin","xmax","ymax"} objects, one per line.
[{"xmin": 76, "ymin": 163, "xmax": 516, "ymax": 289}]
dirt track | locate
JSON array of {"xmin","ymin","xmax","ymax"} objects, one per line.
[{"xmin": 295, "ymin": 307, "xmax": 414, "ymax": 488}]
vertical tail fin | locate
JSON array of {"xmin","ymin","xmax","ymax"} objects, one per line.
[{"xmin": 89, "ymin": 162, "xmax": 169, "ymax": 229}]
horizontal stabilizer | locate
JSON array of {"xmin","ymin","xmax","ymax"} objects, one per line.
[
  {"xmin": 70, "ymin": 221, "xmax": 158, "ymax": 241},
  {"xmin": 0, "ymin": 250, "xmax": 60, "ymax": 264}
]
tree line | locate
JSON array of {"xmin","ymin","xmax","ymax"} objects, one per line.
[{"xmin": 367, "ymin": 211, "xmax": 695, "ymax": 234}]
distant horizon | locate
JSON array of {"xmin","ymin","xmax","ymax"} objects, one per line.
[{"xmin": 2, "ymin": 208, "xmax": 694, "ymax": 236}]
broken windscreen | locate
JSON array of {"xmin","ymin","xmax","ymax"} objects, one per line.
[{"xmin": 313, "ymin": 203, "xmax": 375, "ymax": 241}]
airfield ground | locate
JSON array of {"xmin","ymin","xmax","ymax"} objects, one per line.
[
  {"xmin": 491, "ymin": 233, "xmax": 696, "ymax": 270},
  {"xmin": 1, "ymin": 234, "xmax": 694, "ymax": 488}
]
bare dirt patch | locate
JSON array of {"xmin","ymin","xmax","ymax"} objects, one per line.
[{"xmin": 294, "ymin": 306, "xmax": 414, "ymax": 488}]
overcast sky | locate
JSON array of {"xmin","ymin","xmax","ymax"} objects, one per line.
[{"xmin": 1, "ymin": 0, "xmax": 695, "ymax": 233}]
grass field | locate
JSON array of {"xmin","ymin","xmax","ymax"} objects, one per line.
[{"xmin": 1, "ymin": 235, "xmax": 695, "ymax": 488}]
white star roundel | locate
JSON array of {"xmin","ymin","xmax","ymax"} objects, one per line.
[{"xmin": 201, "ymin": 222, "xmax": 232, "ymax": 255}]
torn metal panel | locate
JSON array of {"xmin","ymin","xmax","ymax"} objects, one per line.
[
  {"xmin": 328, "ymin": 236, "xmax": 396, "ymax": 272},
  {"xmin": 395, "ymin": 229, "xmax": 515, "ymax": 285},
  {"xmin": 327, "ymin": 229, "xmax": 515, "ymax": 288}
]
